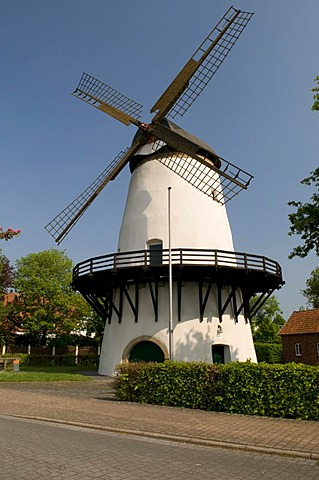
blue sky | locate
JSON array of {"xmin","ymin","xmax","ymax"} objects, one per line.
[{"xmin": 1, "ymin": 0, "xmax": 318, "ymax": 318}]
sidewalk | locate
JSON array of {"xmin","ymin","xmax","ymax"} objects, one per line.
[{"xmin": 0, "ymin": 376, "xmax": 318, "ymax": 460}]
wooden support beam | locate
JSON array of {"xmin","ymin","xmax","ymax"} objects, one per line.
[
  {"xmin": 123, "ymin": 285, "xmax": 139, "ymax": 322},
  {"xmin": 177, "ymin": 276, "xmax": 182, "ymax": 322},
  {"xmin": 220, "ymin": 286, "xmax": 233, "ymax": 317},
  {"xmin": 218, "ymin": 283, "xmax": 223, "ymax": 323},
  {"xmin": 147, "ymin": 280, "xmax": 159, "ymax": 322},
  {"xmin": 135, "ymin": 284, "xmax": 139, "ymax": 323},
  {"xmin": 232, "ymin": 286, "xmax": 238, "ymax": 323},
  {"xmin": 199, "ymin": 280, "xmax": 213, "ymax": 322}
]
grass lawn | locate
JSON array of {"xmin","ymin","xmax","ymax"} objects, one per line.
[{"xmin": 0, "ymin": 365, "xmax": 96, "ymax": 382}]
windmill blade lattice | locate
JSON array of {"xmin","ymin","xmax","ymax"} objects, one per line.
[
  {"xmin": 153, "ymin": 145, "xmax": 253, "ymax": 204},
  {"xmin": 151, "ymin": 6, "xmax": 253, "ymax": 122},
  {"xmin": 73, "ymin": 73, "xmax": 143, "ymax": 125},
  {"xmin": 45, "ymin": 148, "xmax": 130, "ymax": 244}
]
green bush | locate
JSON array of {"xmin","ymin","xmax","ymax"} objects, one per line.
[
  {"xmin": 77, "ymin": 355, "xmax": 99, "ymax": 367},
  {"xmin": 0, "ymin": 353, "xmax": 29, "ymax": 365},
  {"xmin": 115, "ymin": 361, "xmax": 221, "ymax": 409},
  {"xmin": 115, "ymin": 361, "xmax": 319, "ymax": 420},
  {"xmin": 28, "ymin": 354, "xmax": 74, "ymax": 366},
  {"xmin": 216, "ymin": 362, "xmax": 319, "ymax": 419},
  {"xmin": 254, "ymin": 342, "xmax": 283, "ymax": 363},
  {"xmin": 48, "ymin": 334, "xmax": 99, "ymax": 347},
  {"xmin": 27, "ymin": 354, "xmax": 99, "ymax": 367},
  {"xmin": 1, "ymin": 353, "xmax": 99, "ymax": 368}
]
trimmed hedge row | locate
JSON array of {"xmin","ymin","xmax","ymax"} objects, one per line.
[
  {"xmin": 27, "ymin": 354, "xmax": 99, "ymax": 367},
  {"xmin": 0, "ymin": 353, "xmax": 99, "ymax": 367},
  {"xmin": 115, "ymin": 361, "xmax": 319, "ymax": 420}
]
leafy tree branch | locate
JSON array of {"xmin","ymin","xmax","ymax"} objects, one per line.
[
  {"xmin": 288, "ymin": 167, "xmax": 319, "ymax": 258},
  {"xmin": 312, "ymin": 75, "xmax": 319, "ymax": 111}
]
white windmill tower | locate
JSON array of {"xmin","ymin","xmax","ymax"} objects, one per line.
[{"xmin": 46, "ymin": 6, "xmax": 284, "ymax": 375}]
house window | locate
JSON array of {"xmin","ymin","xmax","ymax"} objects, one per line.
[
  {"xmin": 148, "ymin": 240, "xmax": 163, "ymax": 266},
  {"xmin": 317, "ymin": 343, "xmax": 319, "ymax": 357},
  {"xmin": 295, "ymin": 343, "xmax": 302, "ymax": 356}
]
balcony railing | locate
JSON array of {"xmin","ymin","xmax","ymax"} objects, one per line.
[{"xmin": 73, "ymin": 248, "xmax": 282, "ymax": 279}]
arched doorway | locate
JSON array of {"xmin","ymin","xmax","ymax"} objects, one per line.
[{"xmin": 129, "ymin": 341, "xmax": 165, "ymax": 363}]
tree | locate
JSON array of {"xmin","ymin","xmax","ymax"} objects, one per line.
[
  {"xmin": 0, "ymin": 227, "xmax": 21, "ymax": 241},
  {"xmin": 0, "ymin": 296, "xmax": 23, "ymax": 346},
  {"xmin": 287, "ymin": 77, "xmax": 319, "ymax": 258},
  {"xmin": 0, "ymin": 252, "xmax": 16, "ymax": 344},
  {"xmin": 0, "ymin": 228, "xmax": 19, "ymax": 344},
  {"xmin": 0, "ymin": 226, "xmax": 20, "ymax": 294},
  {"xmin": 288, "ymin": 168, "xmax": 319, "ymax": 258},
  {"xmin": 312, "ymin": 75, "xmax": 319, "ymax": 111},
  {"xmin": 0, "ymin": 251, "xmax": 14, "ymax": 296},
  {"xmin": 250, "ymin": 295, "xmax": 285, "ymax": 343},
  {"xmin": 302, "ymin": 267, "xmax": 319, "ymax": 308},
  {"xmin": 85, "ymin": 310, "xmax": 105, "ymax": 344},
  {"xmin": 13, "ymin": 249, "xmax": 92, "ymax": 344}
]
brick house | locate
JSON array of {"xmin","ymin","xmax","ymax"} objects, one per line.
[{"xmin": 279, "ymin": 309, "xmax": 319, "ymax": 365}]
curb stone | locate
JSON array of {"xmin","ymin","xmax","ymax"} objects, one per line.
[{"xmin": 7, "ymin": 413, "xmax": 319, "ymax": 462}]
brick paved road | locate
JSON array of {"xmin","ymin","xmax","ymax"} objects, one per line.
[
  {"xmin": 0, "ymin": 379, "xmax": 318, "ymax": 460},
  {"xmin": 1, "ymin": 415, "xmax": 318, "ymax": 480}
]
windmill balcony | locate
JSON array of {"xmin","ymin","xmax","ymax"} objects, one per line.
[
  {"xmin": 73, "ymin": 248, "xmax": 282, "ymax": 279},
  {"xmin": 72, "ymin": 248, "xmax": 284, "ymax": 324}
]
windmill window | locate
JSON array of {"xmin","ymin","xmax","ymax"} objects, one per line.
[
  {"xmin": 148, "ymin": 241, "xmax": 163, "ymax": 266},
  {"xmin": 295, "ymin": 343, "xmax": 301, "ymax": 356},
  {"xmin": 211, "ymin": 345, "xmax": 225, "ymax": 364}
]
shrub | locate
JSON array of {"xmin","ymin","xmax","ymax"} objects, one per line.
[
  {"xmin": 254, "ymin": 342, "xmax": 283, "ymax": 363},
  {"xmin": 49, "ymin": 334, "xmax": 99, "ymax": 347},
  {"xmin": 77, "ymin": 355, "xmax": 99, "ymax": 367},
  {"xmin": 215, "ymin": 362, "xmax": 319, "ymax": 419},
  {"xmin": 26, "ymin": 354, "xmax": 99, "ymax": 367},
  {"xmin": 115, "ymin": 361, "xmax": 319, "ymax": 420},
  {"xmin": 0, "ymin": 353, "xmax": 29, "ymax": 365},
  {"xmin": 28, "ymin": 354, "xmax": 74, "ymax": 366},
  {"xmin": 115, "ymin": 361, "xmax": 221, "ymax": 409}
]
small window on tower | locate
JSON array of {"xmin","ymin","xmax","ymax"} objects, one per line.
[{"xmin": 148, "ymin": 240, "xmax": 163, "ymax": 266}]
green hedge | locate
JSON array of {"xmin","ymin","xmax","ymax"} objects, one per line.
[
  {"xmin": 0, "ymin": 353, "xmax": 29, "ymax": 365},
  {"xmin": 115, "ymin": 361, "xmax": 319, "ymax": 420},
  {"xmin": 1, "ymin": 353, "xmax": 99, "ymax": 367},
  {"xmin": 27, "ymin": 354, "xmax": 99, "ymax": 367},
  {"xmin": 254, "ymin": 342, "xmax": 283, "ymax": 363},
  {"xmin": 116, "ymin": 361, "xmax": 220, "ymax": 409}
]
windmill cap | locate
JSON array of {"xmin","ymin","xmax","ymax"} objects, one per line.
[{"xmin": 130, "ymin": 118, "xmax": 220, "ymax": 172}]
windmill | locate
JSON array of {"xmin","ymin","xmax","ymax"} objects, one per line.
[{"xmin": 46, "ymin": 6, "xmax": 284, "ymax": 374}]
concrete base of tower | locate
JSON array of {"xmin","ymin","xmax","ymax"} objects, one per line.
[
  {"xmin": 98, "ymin": 282, "xmax": 257, "ymax": 376},
  {"xmin": 98, "ymin": 320, "xmax": 256, "ymax": 376}
]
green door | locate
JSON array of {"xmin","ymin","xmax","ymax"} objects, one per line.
[
  {"xmin": 212, "ymin": 345, "xmax": 225, "ymax": 364},
  {"xmin": 129, "ymin": 341, "xmax": 165, "ymax": 363}
]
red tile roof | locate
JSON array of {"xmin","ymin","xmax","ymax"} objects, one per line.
[{"xmin": 279, "ymin": 309, "xmax": 319, "ymax": 335}]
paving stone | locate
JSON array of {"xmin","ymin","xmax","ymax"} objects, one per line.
[{"xmin": 0, "ymin": 376, "xmax": 318, "ymax": 462}]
